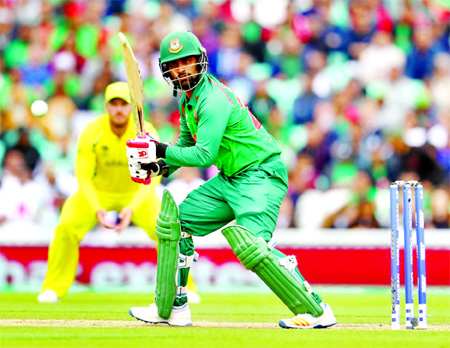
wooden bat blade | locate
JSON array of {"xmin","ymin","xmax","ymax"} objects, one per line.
[{"xmin": 118, "ymin": 32, "xmax": 145, "ymax": 137}]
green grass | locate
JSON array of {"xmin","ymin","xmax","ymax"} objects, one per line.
[{"xmin": 1, "ymin": 289, "xmax": 449, "ymax": 348}]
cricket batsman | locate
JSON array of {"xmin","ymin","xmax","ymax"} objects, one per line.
[
  {"xmin": 126, "ymin": 32, "xmax": 337, "ymax": 329},
  {"xmin": 38, "ymin": 82, "xmax": 198, "ymax": 303}
]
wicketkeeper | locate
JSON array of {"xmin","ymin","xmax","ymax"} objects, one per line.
[
  {"xmin": 38, "ymin": 82, "xmax": 198, "ymax": 303},
  {"xmin": 126, "ymin": 32, "xmax": 337, "ymax": 329}
]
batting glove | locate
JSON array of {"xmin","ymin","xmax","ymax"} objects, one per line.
[{"xmin": 126, "ymin": 136, "xmax": 157, "ymax": 185}]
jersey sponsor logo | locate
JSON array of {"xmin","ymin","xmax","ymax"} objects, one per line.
[{"xmin": 169, "ymin": 39, "xmax": 183, "ymax": 53}]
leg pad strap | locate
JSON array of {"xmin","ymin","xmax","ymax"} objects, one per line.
[{"xmin": 179, "ymin": 252, "xmax": 199, "ymax": 269}]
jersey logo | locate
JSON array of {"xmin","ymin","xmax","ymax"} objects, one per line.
[
  {"xmin": 169, "ymin": 39, "xmax": 183, "ymax": 53},
  {"xmin": 138, "ymin": 150, "xmax": 148, "ymax": 158}
]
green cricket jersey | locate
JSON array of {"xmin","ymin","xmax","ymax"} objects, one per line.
[{"xmin": 165, "ymin": 74, "xmax": 281, "ymax": 177}]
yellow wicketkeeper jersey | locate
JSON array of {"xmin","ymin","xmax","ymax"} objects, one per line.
[{"xmin": 75, "ymin": 113, "xmax": 159, "ymax": 212}]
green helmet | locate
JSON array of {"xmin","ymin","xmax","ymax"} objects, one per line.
[{"xmin": 159, "ymin": 31, "xmax": 208, "ymax": 94}]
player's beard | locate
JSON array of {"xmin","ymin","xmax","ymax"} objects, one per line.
[{"xmin": 174, "ymin": 72, "xmax": 201, "ymax": 91}]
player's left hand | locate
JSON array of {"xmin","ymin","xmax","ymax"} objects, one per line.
[{"xmin": 116, "ymin": 206, "xmax": 132, "ymax": 233}]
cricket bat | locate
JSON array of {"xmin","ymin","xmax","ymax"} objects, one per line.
[
  {"xmin": 118, "ymin": 32, "xmax": 145, "ymax": 138},
  {"xmin": 118, "ymin": 32, "xmax": 151, "ymax": 185}
]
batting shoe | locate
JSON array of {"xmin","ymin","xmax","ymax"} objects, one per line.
[
  {"xmin": 37, "ymin": 290, "xmax": 59, "ymax": 303},
  {"xmin": 279, "ymin": 303, "xmax": 337, "ymax": 329},
  {"xmin": 129, "ymin": 303, "xmax": 192, "ymax": 327}
]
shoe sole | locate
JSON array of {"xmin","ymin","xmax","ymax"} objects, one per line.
[
  {"xmin": 279, "ymin": 320, "xmax": 338, "ymax": 329},
  {"xmin": 37, "ymin": 300, "xmax": 60, "ymax": 303},
  {"xmin": 37, "ymin": 297, "xmax": 60, "ymax": 304},
  {"xmin": 129, "ymin": 309, "xmax": 192, "ymax": 327}
]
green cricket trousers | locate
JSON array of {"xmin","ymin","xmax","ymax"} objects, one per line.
[{"xmin": 179, "ymin": 155, "xmax": 288, "ymax": 242}]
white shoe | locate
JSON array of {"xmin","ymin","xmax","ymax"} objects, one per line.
[
  {"xmin": 187, "ymin": 291, "xmax": 201, "ymax": 304},
  {"xmin": 129, "ymin": 303, "xmax": 192, "ymax": 327},
  {"xmin": 279, "ymin": 303, "xmax": 337, "ymax": 329},
  {"xmin": 37, "ymin": 290, "xmax": 59, "ymax": 303}
]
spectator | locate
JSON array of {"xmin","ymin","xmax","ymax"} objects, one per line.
[
  {"xmin": 0, "ymin": 149, "xmax": 50, "ymax": 224},
  {"xmin": 322, "ymin": 171, "xmax": 380, "ymax": 229},
  {"xmin": 8, "ymin": 127, "xmax": 41, "ymax": 173},
  {"xmin": 430, "ymin": 52, "xmax": 450, "ymax": 110},
  {"xmin": 292, "ymin": 73, "xmax": 321, "ymax": 124},
  {"xmin": 248, "ymin": 79, "xmax": 278, "ymax": 129},
  {"xmin": 434, "ymin": 108, "xmax": 450, "ymax": 175},
  {"xmin": 358, "ymin": 31, "xmax": 405, "ymax": 86},
  {"xmin": 191, "ymin": 15, "xmax": 220, "ymax": 56},
  {"xmin": 373, "ymin": 61, "xmax": 419, "ymax": 133},
  {"xmin": 32, "ymin": 71, "xmax": 77, "ymax": 148},
  {"xmin": 405, "ymin": 22, "xmax": 445, "ymax": 80},
  {"xmin": 400, "ymin": 143, "xmax": 446, "ymax": 186},
  {"xmin": 53, "ymin": 31, "xmax": 86, "ymax": 74},
  {"xmin": 209, "ymin": 24, "xmax": 243, "ymax": 79},
  {"xmin": 293, "ymin": 0, "xmax": 349, "ymax": 57},
  {"xmin": 1, "ymin": 68, "xmax": 35, "ymax": 131},
  {"xmin": 430, "ymin": 187, "xmax": 450, "ymax": 229},
  {"xmin": 20, "ymin": 42, "xmax": 52, "ymax": 87},
  {"xmin": 3, "ymin": 25, "xmax": 33, "ymax": 69},
  {"xmin": 289, "ymin": 152, "xmax": 320, "ymax": 215},
  {"xmin": 322, "ymin": 198, "xmax": 379, "ymax": 229},
  {"xmin": 347, "ymin": 0, "xmax": 377, "ymax": 59}
]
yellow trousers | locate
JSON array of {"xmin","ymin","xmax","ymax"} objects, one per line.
[{"xmin": 41, "ymin": 190, "xmax": 197, "ymax": 297}]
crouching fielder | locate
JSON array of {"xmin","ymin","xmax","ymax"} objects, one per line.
[{"xmin": 126, "ymin": 31, "xmax": 337, "ymax": 329}]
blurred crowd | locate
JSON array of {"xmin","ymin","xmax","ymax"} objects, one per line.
[{"xmin": 0, "ymin": 0, "xmax": 449, "ymax": 230}]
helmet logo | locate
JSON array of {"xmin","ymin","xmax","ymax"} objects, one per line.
[{"xmin": 169, "ymin": 39, "xmax": 183, "ymax": 53}]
